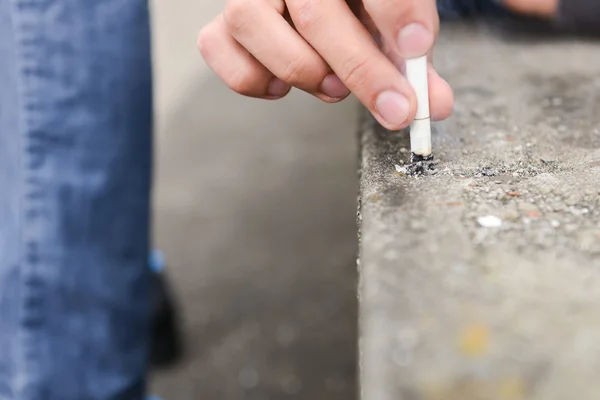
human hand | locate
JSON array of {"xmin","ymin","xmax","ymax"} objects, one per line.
[{"xmin": 198, "ymin": 0, "xmax": 454, "ymax": 131}]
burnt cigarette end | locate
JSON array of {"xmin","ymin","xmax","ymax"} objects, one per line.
[
  {"xmin": 410, "ymin": 152, "xmax": 434, "ymax": 163},
  {"xmin": 402, "ymin": 153, "xmax": 437, "ymax": 177}
]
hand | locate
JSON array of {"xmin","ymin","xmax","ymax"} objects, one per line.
[{"xmin": 198, "ymin": 0, "xmax": 454, "ymax": 131}]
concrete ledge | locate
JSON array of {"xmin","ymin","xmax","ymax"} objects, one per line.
[{"xmin": 358, "ymin": 23, "xmax": 600, "ymax": 400}]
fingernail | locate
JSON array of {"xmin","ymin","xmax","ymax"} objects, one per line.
[
  {"xmin": 396, "ymin": 23, "xmax": 433, "ymax": 58},
  {"xmin": 375, "ymin": 91, "xmax": 410, "ymax": 127},
  {"xmin": 320, "ymin": 74, "xmax": 350, "ymax": 98},
  {"xmin": 268, "ymin": 78, "xmax": 291, "ymax": 97}
]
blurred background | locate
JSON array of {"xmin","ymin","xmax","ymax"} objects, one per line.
[{"xmin": 148, "ymin": 1, "xmax": 359, "ymax": 398}]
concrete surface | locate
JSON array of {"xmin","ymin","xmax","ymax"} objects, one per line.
[
  {"xmin": 359, "ymin": 21, "xmax": 600, "ymax": 400},
  {"xmin": 149, "ymin": 2, "xmax": 359, "ymax": 398}
]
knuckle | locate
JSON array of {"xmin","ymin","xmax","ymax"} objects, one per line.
[
  {"xmin": 288, "ymin": 0, "xmax": 321, "ymax": 32},
  {"xmin": 223, "ymin": 0, "xmax": 252, "ymax": 34},
  {"xmin": 227, "ymin": 70, "xmax": 259, "ymax": 96},
  {"xmin": 338, "ymin": 56, "xmax": 370, "ymax": 88},
  {"xmin": 196, "ymin": 26, "xmax": 213, "ymax": 57},
  {"xmin": 281, "ymin": 56, "xmax": 312, "ymax": 86}
]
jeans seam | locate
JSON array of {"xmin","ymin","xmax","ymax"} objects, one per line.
[
  {"xmin": 8, "ymin": 1, "xmax": 44, "ymax": 398},
  {"xmin": 6, "ymin": 0, "xmax": 26, "ymax": 397}
]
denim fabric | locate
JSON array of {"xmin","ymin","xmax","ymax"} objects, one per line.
[{"xmin": 0, "ymin": 0, "xmax": 153, "ymax": 399}]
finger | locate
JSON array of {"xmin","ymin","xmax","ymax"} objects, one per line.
[
  {"xmin": 381, "ymin": 41, "xmax": 453, "ymax": 121},
  {"xmin": 286, "ymin": 0, "xmax": 417, "ymax": 130},
  {"xmin": 363, "ymin": 0, "xmax": 438, "ymax": 59},
  {"xmin": 428, "ymin": 65, "xmax": 453, "ymax": 121},
  {"xmin": 198, "ymin": 15, "xmax": 291, "ymax": 99},
  {"xmin": 223, "ymin": 0, "xmax": 350, "ymax": 101}
]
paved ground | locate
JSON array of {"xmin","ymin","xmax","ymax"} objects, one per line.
[
  {"xmin": 149, "ymin": 1, "xmax": 359, "ymax": 398},
  {"xmin": 359, "ymin": 21, "xmax": 600, "ymax": 400}
]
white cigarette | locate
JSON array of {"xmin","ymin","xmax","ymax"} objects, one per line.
[{"xmin": 406, "ymin": 56, "xmax": 432, "ymax": 159}]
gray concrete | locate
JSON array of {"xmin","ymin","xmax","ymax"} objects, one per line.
[
  {"xmin": 359, "ymin": 22, "xmax": 600, "ymax": 400},
  {"xmin": 149, "ymin": 35, "xmax": 359, "ymax": 400}
]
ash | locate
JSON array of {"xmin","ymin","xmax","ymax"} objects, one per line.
[
  {"xmin": 395, "ymin": 159, "xmax": 438, "ymax": 177},
  {"xmin": 407, "ymin": 160, "xmax": 437, "ymax": 176}
]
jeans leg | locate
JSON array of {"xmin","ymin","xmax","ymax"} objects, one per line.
[{"xmin": 0, "ymin": 0, "xmax": 153, "ymax": 399}]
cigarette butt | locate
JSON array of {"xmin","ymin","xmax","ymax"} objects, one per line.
[{"xmin": 406, "ymin": 56, "xmax": 432, "ymax": 158}]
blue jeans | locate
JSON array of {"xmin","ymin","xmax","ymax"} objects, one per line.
[{"xmin": 0, "ymin": 0, "xmax": 153, "ymax": 398}]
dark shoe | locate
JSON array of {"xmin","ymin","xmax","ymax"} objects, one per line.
[{"xmin": 149, "ymin": 250, "xmax": 184, "ymax": 368}]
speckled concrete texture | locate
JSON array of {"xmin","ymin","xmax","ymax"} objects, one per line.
[{"xmin": 359, "ymin": 22, "xmax": 600, "ymax": 400}]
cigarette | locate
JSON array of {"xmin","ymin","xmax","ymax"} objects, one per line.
[{"xmin": 406, "ymin": 56, "xmax": 432, "ymax": 162}]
